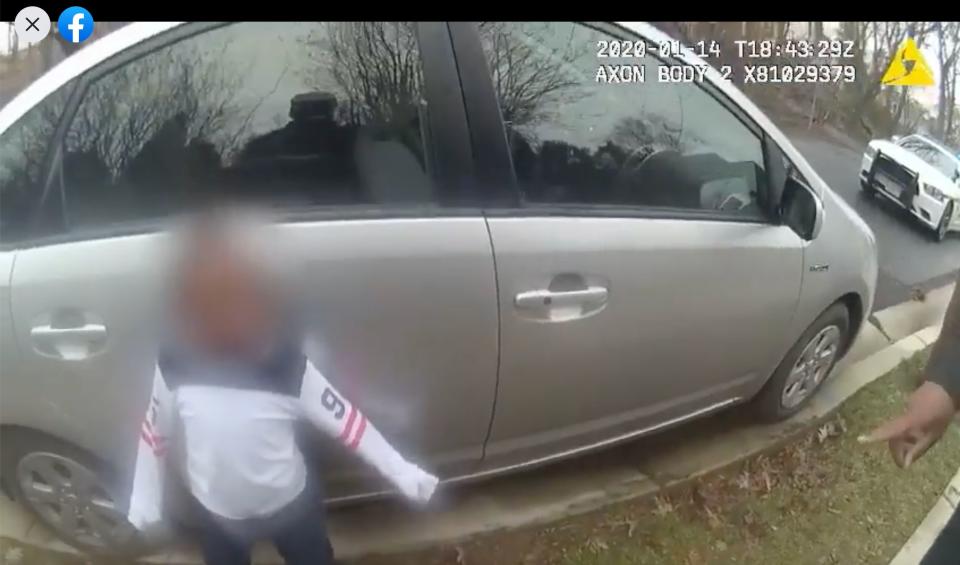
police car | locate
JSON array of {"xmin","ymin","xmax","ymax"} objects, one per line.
[{"xmin": 860, "ymin": 133, "xmax": 960, "ymax": 241}]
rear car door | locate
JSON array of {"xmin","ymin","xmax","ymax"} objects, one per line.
[
  {"xmin": 452, "ymin": 22, "xmax": 804, "ymax": 469},
  {"xmin": 3, "ymin": 22, "xmax": 496, "ymax": 502}
]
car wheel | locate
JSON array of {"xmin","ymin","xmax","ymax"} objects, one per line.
[
  {"xmin": 0, "ymin": 430, "xmax": 141, "ymax": 554},
  {"xmin": 753, "ymin": 303, "xmax": 849, "ymax": 422},
  {"xmin": 860, "ymin": 177, "xmax": 875, "ymax": 196},
  {"xmin": 934, "ymin": 201, "xmax": 953, "ymax": 242}
]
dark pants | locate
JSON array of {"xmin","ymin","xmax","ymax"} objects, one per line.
[
  {"xmin": 922, "ymin": 505, "xmax": 960, "ymax": 565},
  {"xmin": 198, "ymin": 480, "xmax": 334, "ymax": 565}
]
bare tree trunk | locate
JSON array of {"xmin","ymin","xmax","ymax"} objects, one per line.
[
  {"xmin": 809, "ymin": 85, "xmax": 818, "ymax": 129},
  {"xmin": 946, "ymin": 63, "xmax": 957, "ymax": 139},
  {"xmin": 892, "ymin": 86, "xmax": 909, "ymax": 132},
  {"xmin": 10, "ymin": 23, "xmax": 18, "ymax": 55}
]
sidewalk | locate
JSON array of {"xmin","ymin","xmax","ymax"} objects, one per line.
[{"xmin": 890, "ymin": 460, "xmax": 960, "ymax": 564}]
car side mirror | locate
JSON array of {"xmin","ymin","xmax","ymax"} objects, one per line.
[{"xmin": 781, "ymin": 176, "xmax": 824, "ymax": 241}]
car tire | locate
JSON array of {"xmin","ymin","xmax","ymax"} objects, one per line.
[
  {"xmin": 0, "ymin": 429, "xmax": 143, "ymax": 555},
  {"xmin": 860, "ymin": 177, "xmax": 875, "ymax": 196},
  {"xmin": 752, "ymin": 302, "xmax": 850, "ymax": 422},
  {"xmin": 933, "ymin": 201, "xmax": 953, "ymax": 242}
]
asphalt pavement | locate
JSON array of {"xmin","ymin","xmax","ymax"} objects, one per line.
[{"xmin": 789, "ymin": 133, "xmax": 960, "ymax": 311}]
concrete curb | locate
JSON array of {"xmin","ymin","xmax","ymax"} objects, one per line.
[
  {"xmin": 889, "ymin": 466, "xmax": 960, "ymax": 565},
  {"xmin": 0, "ymin": 286, "xmax": 954, "ymax": 563}
]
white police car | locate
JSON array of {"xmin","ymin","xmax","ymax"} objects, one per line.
[{"xmin": 860, "ymin": 133, "xmax": 960, "ymax": 241}]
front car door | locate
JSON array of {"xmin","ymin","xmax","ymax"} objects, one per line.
[
  {"xmin": 1, "ymin": 21, "xmax": 496, "ymax": 514},
  {"xmin": 451, "ymin": 22, "xmax": 805, "ymax": 469}
]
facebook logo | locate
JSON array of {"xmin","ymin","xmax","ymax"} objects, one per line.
[{"xmin": 57, "ymin": 7, "xmax": 94, "ymax": 44}]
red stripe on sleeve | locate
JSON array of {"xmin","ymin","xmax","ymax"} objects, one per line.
[
  {"xmin": 339, "ymin": 405, "xmax": 357, "ymax": 442},
  {"xmin": 142, "ymin": 421, "xmax": 166, "ymax": 447},
  {"xmin": 348, "ymin": 415, "xmax": 367, "ymax": 450},
  {"xmin": 140, "ymin": 428, "xmax": 156, "ymax": 449}
]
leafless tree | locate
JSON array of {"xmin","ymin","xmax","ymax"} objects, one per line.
[
  {"xmin": 476, "ymin": 22, "xmax": 583, "ymax": 131},
  {"xmin": 302, "ymin": 22, "xmax": 424, "ymax": 132},
  {"xmin": 933, "ymin": 22, "xmax": 960, "ymax": 138},
  {"xmin": 65, "ymin": 40, "xmax": 247, "ymax": 177}
]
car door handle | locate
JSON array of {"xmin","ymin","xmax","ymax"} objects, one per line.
[
  {"xmin": 30, "ymin": 324, "xmax": 108, "ymax": 340},
  {"xmin": 515, "ymin": 286, "xmax": 609, "ymax": 309}
]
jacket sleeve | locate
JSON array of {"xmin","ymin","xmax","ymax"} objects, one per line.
[
  {"xmin": 298, "ymin": 358, "xmax": 439, "ymax": 504},
  {"xmin": 127, "ymin": 364, "xmax": 175, "ymax": 531},
  {"xmin": 928, "ymin": 281, "xmax": 960, "ymax": 406}
]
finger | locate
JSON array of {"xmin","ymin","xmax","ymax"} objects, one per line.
[
  {"xmin": 888, "ymin": 438, "xmax": 909, "ymax": 468},
  {"xmin": 860, "ymin": 415, "xmax": 914, "ymax": 443},
  {"xmin": 903, "ymin": 431, "xmax": 938, "ymax": 468}
]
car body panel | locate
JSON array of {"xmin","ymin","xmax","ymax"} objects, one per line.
[
  {"xmin": 787, "ymin": 189, "xmax": 878, "ymax": 355},
  {"xmin": 618, "ymin": 21, "xmax": 876, "ymax": 351},
  {"xmin": 6, "ymin": 219, "xmax": 500, "ymax": 500},
  {"xmin": 0, "ymin": 21, "xmax": 879, "ymax": 511},
  {"xmin": 481, "ymin": 217, "xmax": 803, "ymax": 470},
  {"xmin": 0, "ymin": 251, "xmax": 20, "ymax": 433}
]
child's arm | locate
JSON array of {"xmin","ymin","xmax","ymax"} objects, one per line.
[
  {"xmin": 127, "ymin": 365, "xmax": 175, "ymax": 531},
  {"xmin": 298, "ymin": 359, "xmax": 439, "ymax": 504}
]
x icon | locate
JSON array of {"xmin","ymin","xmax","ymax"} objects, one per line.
[{"xmin": 25, "ymin": 17, "xmax": 40, "ymax": 31}]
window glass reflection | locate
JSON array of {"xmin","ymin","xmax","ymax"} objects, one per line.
[
  {"xmin": 479, "ymin": 22, "xmax": 767, "ymax": 217},
  {"xmin": 62, "ymin": 22, "xmax": 435, "ymax": 229}
]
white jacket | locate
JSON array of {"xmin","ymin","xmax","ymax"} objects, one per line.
[{"xmin": 127, "ymin": 348, "xmax": 438, "ymax": 530}]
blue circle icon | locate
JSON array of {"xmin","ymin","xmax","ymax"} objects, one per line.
[{"xmin": 57, "ymin": 7, "xmax": 94, "ymax": 44}]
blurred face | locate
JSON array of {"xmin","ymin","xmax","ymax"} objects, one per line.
[{"xmin": 175, "ymin": 235, "xmax": 278, "ymax": 357}]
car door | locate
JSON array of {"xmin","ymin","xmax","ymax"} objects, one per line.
[
  {"xmin": 4, "ymin": 21, "xmax": 497, "ymax": 500},
  {"xmin": 452, "ymin": 22, "xmax": 804, "ymax": 469}
]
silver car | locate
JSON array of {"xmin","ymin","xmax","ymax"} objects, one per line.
[{"xmin": 0, "ymin": 21, "xmax": 877, "ymax": 552}]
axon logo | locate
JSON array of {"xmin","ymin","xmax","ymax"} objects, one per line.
[{"xmin": 57, "ymin": 6, "xmax": 94, "ymax": 44}]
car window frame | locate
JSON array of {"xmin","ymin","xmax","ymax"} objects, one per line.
[
  {"xmin": 451, "ymin": 21, "xmax": 779, "ymax": 225},
  {"xmin": 9, "ymin": 21, "xmax": 477, "ymax": 250},
  {"xmin": 0, "ymin": 77, "xmax": 82, "ymax": 251}
]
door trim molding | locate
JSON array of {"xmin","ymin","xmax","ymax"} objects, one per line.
[
  {"xmin": 325, "ymin": 396, "xmax": 742, "ymax": 504},
  {"xmin": 461, "ymin": 396, "xmax": 742, "ymax": 483}
]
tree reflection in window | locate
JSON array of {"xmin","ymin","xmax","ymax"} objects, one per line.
[
  {"xmin": 478, "ymin": 22, "xmax": 767, "ymax": 217},
  {"xmin": 61, "ymin": 22, "xmax": 435, "ymax": 230},
  {"xmin": 0, "ymin": 81, "xmax": 75, "ymax": 242}
]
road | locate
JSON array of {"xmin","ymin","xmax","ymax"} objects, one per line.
[{"xmin": 790, "ymin": 134, "xmax": 960, "ymax": 310}]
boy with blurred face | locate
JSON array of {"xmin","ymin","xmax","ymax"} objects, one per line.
[{"xmin": 127, "ymin": 209, "xmax": 438, "ymax": 565}]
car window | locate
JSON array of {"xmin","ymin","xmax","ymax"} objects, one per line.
[
  {"xmin": 476, "ymin": 22, "xmax": 767, "ymax": 219},
  {"xmin": 60, "ymin": 22, "xmax": 437, "ymax": 231},
  {"xmin": 899, "ymin": 137, "xmax": 958, "ymax": 179},
  {"xmin": 0, "ymin": 81, "xmax": 75, "ymax": 243}
]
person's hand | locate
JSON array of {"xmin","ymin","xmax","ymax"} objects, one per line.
[
  {"xmin": 860, "ymin": 381, "xmax": 956, "ymax": 467},
  {"xmin": 397, "ymin": 464, "xmax": 439, "ymax": 505}
]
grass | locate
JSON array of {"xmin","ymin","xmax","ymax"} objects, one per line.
[
  {"xmin": 355, "ymin": 349, "xmax": 960, "ymax": 565},
  {"xmin": 3, "ymin": 350, "xmax": 958, "ymax": 565}
]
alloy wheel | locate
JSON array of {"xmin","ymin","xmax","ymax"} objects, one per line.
[
  {"xmin": 780, "ymin": 325, "xmax": 841, "ymax": 410},
  {"xmin": 16, "ymin": 452, "xmax": 134, "ymax": 549}
]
